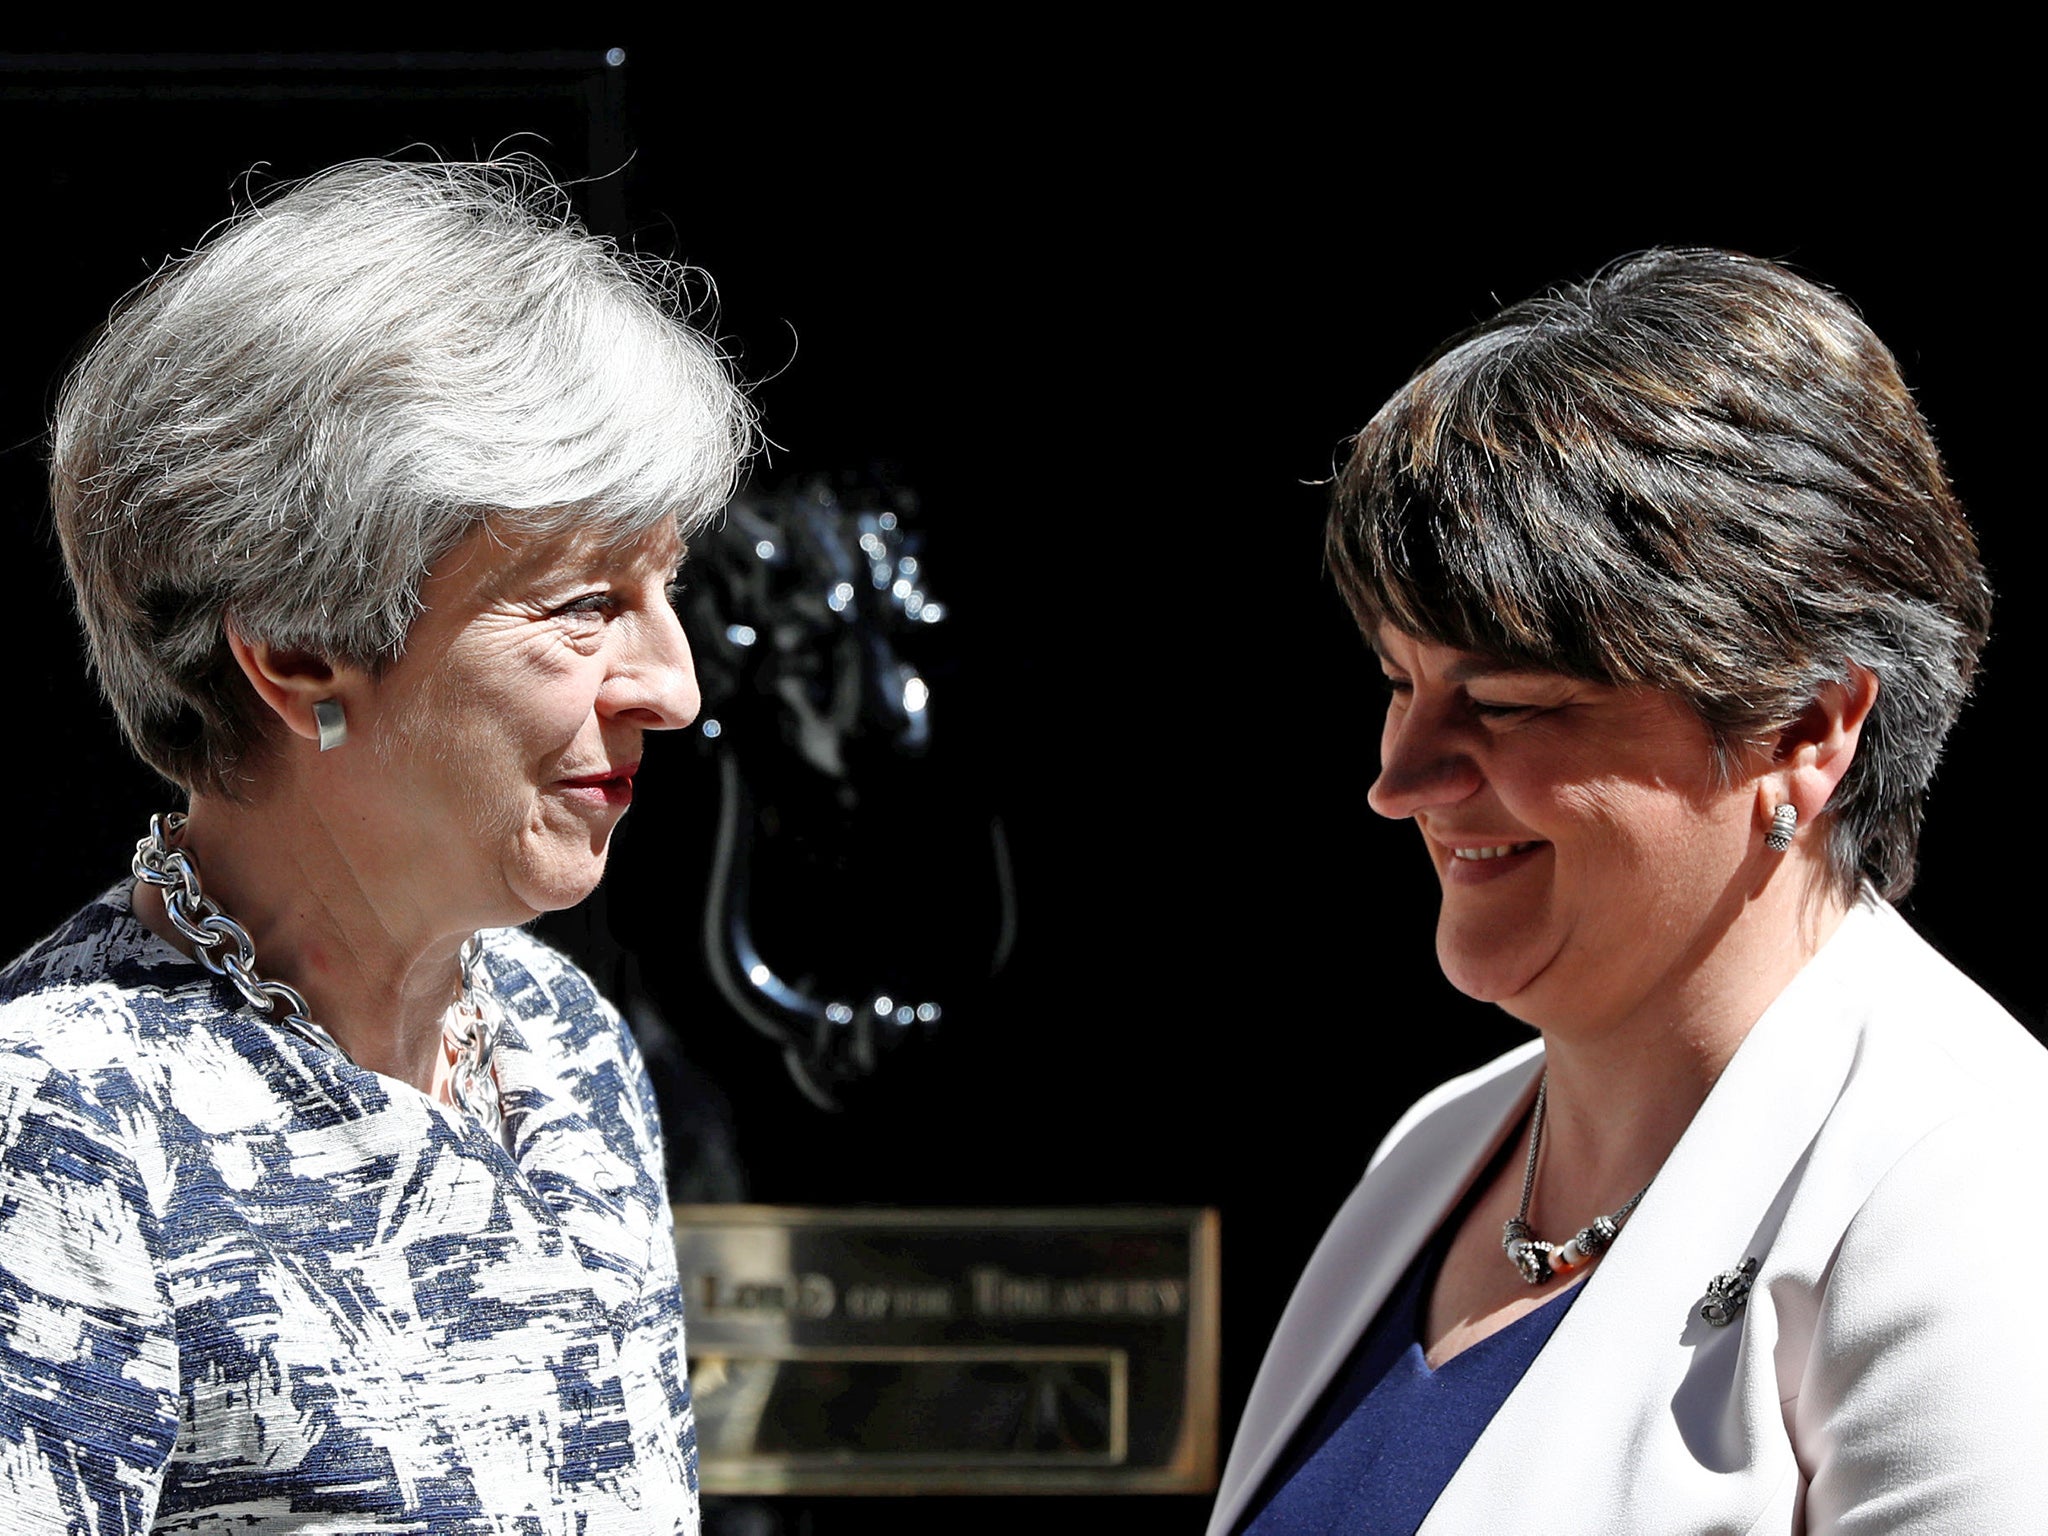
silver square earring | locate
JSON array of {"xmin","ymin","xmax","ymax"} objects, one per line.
[{"xmin": 314, "ymin": 698, "xmax": 348, "ymax": 753}]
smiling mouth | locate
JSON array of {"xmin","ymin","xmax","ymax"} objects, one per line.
[
  {"xmin": 559, "ymin": 763, "xmax": 639, "ymax": 788},
  {"xmin": 1451, "ymin": 842, "xmax": 1541, "ymax": 861},
  {"xmin": 556, "ymin": 764, "xmax": 639, "ymax": 806}
]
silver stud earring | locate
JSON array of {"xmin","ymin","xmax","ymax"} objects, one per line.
[
  {"xmin": 1765, "ymin": 803, "xmax": 1797, "ymax": 851},
  {"xmin": 314, "ymin": 699, "xmax": 348, "ymax": 753}
]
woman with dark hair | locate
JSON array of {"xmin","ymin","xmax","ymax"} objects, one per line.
[
  {"xmin": 1209, "ymin": 251, "xmax": 2048, "ymax": 1534},
  {"xmin": 0, "ymin": 160, "xmax": 753, "ymax": 1531}
]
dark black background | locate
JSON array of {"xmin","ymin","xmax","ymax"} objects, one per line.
[{"xmin": 0, "ymin": 48, "xmax": 2033, "ymax": 1536}]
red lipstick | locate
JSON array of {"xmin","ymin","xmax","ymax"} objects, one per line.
[{"xmin": 557, "ymin": 761, "xmax": 639, "ymax": 808}]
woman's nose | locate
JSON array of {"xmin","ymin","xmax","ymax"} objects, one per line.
[
  {"xmin": 604, "ymin": 602, "xmax": 701, "ymax": 730},
  {"xmin": 1366, "ymin": 703, "xmax": 1481, "ymax": 820}
]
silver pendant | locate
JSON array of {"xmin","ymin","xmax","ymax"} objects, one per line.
[{"xmin": 1501, "ymin": 1218, "xmax": 1555, "ymax": 1285}]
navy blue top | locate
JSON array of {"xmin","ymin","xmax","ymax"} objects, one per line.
[{"xmin": 1236, "ymin": 1223, "xmax": 1582, "ymax": 1536}]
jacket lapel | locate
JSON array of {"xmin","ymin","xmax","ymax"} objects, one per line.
[
  {"xmin": 1416, "ymin": 905, "xmax": 1878, "ymax": 1532},
  {"xmin": 1207, "ymin": 1043, "xmax": 1544, "ymax": 1536}
]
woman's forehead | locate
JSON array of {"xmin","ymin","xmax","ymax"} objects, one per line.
[{"xmin": 433, "ymin": 518, "xmax": 684, "ymax": 597}]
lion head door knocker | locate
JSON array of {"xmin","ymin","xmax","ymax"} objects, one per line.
[{"xmin": 680, "ymin": 474, "xmax": 1015, "ymax": 1109}]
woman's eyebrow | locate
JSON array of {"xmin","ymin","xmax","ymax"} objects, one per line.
[
  {"xmin": 1443, "ymin": 657, "xmax": 1560, "ymax": 684},
  {"xmin": 1368, "ymin": 644, "xmax": 1558, "ymax": 684}
]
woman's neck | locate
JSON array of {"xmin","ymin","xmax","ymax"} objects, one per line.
[
  {"xmin": 1529, "ymin": 865, "xmax": 1853, "ymax": 1222},
  {"xmin": 133, "ymin": 791, "xmax": 472, "ymax": 1093}
]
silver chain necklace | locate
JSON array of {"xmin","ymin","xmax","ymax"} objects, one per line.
[
  {"xmin": 132, "ymin": 811, "xmax": 504, "ymax": 1138},
  {"xmin": 1501, "ymin": 1074, "xmax": 1650, "ymax": 1285}
]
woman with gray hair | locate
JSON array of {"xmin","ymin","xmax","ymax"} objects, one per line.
[
  {"xmin": 1210, "ymin": 251, "xmax": 2048, "ymax": 1534},
  {"xmin": 0, "ymin": 160, "xmax": 751, "ymax": 1532}
]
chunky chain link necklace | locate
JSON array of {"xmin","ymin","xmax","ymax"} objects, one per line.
[
  {"xmin": 1501, "ymin": 1074, "xmax": 1650, "ymax": 1285},
  {"xmin": 132, "ymin": 811, "xmax": 504, "ymax": 1138}
]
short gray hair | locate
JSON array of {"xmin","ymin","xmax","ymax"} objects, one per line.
[
  {"xmin": 52, "ymin": 157, "xmax": 756, "ymax": 796},
  {"xmin": 1329, "ymin": 249, "xmax": 1991, "ymax": 900}
]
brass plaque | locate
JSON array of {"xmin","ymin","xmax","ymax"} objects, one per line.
[{"xmin": 673, "ymin": 1205, "xmax": 1219, "ymax": 1495}]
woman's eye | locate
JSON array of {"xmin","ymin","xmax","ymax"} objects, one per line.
[
  {"xmin": 1469, "ymin": 699, "xmax": 1537, "ymax": 720},
  {"xmin": 557, "ymin": 593, "xmax": 615, "ymax": 618}
]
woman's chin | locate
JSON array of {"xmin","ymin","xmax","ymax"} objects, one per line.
[
  {"xmin": 1434, "ymin": 926, "xmax": 1550, "ymax": 1010},
  {"xmin": 495, "ymin": 816, "xmax": 620, "ymax": 916},
  {"xmin": 500, "ymin": 850, "xmax": 612, "ymax": 920},
  {"xmin": 527, "ymin": 870, "xmax": 608, "ymax": 917}
]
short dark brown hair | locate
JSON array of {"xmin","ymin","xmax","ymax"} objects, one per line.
[{"xmin": 1329, "ymin": 248, "xmax": 1990, "ymax": 899}]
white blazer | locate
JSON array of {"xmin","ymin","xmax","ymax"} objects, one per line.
[{"xmin": 1210, "ymin": 898, "xmax": 2048, "ymax": 1535}]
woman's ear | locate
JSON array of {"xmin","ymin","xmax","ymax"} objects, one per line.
[
  {"xmin": 1762, "ymin": 663, "xmax": 1879, "ymax": 828},
  {"xmin": 223, "ymin": 623, "xmax": 362, "ymax": 750}
]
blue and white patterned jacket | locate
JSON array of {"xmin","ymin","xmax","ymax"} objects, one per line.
[{"xmin": 0, "ymin": 883, "xmax": 699, "ymax": 1533}]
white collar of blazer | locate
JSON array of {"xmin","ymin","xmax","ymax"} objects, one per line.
[{"xmin": 1212, "ymin": 896, "xmax": 1906, "ymax": 1536}]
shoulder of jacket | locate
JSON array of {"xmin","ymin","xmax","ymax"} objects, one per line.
[{"xmin": 1365, "ymin": 1038, "xmax": 1543, "ymax": 1177}]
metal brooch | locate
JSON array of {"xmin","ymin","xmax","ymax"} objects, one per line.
[{"xmin": 1700, "ymin": 1258, "xmax": 1760, "ymax": 1327}]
